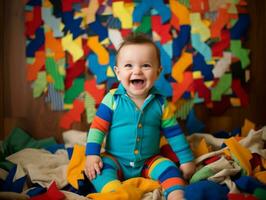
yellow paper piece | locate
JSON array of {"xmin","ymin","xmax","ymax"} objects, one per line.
[
  {"xmin": 62, "ymin": 34, "xmax": 84, "ymax": 62},
  {"xmin": 113, "ymin": 1, "xmax": 133, "ymax": 29},
  {"xmin": 83, "ymin": 0, "xmax": 99, "ymax": 24},
  {"xmin": 230, "ymin": 97, "xmax": 241, "ymax": 106},
  {"xmin": 87, "ymin": 36, "xmax": 109, "ymax": 65},
  {"xmin": 241, "ymin": 119, "xmax": 255, "ymax": 137},
  {"xmin": 225, "ymin": 137, "xmax": 252, "ymax": 175},
  {"xmin": 190, "ymin": 13, "xmax": 210, "ymax": 42},
  {"xmin": 172, "ymin": 52, "xmax": 192, "ymax": 83},
  {"xmin": 107, "ymin": 66, "xmax": 115, "ymax": 77},
  {"xmin": 192, "ymin": 71, "xmax": 202, "ymax": 79}
]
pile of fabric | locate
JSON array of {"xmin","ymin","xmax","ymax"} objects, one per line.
[{"xmin": 0, "ymin": 127, "xmax": 265, "ymax": 200}]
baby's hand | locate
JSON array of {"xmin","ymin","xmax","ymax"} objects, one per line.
[
  {"xmin": 84, "ymin": 155, "xmax": 103, "ymax": 180},
  {"xmin": 180, "ymin": 161, "xmax": 196, "ymax": 180}
]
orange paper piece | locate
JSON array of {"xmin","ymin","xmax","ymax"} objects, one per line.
[
  {"xmin": 241, "ymin": 119, "xmax": 255, "ymax": 137},
  {"xmin": 194, "ymin": 138, "xmax": 210, "ymax": 158},
  {"xmin": 60, "ymin": 100, "xmax": 85, "ymax": 129},
  {"xmin": 211, "ymin": 5, "xmax": 230, "ymax": 39},
  {"xmin": 27, "ymin": 51, "xmax": 45, "ymax": 81},
  {"xmin": 171, "ymin": 72, "xmax": 193, "ymax": 102},
  {"xmin": 84, "ymin": 79, "xmax": 105, "ymax": 105},
  {"xmin": 169, "ymin": 0, "xmax": 190, "ymax": 25},
  {"xmin": 172, "ymin": 52, "xmax": 193, "ymax": 83},
  {"xmin": 45, "ymin": 31, "xmax": 65, "ymax": 60},
  {"xmin": 87, "ymin": 36, "xmax": 109, "ymax": 65}
]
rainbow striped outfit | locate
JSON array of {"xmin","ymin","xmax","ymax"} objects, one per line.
[{"xmin": 86, "ymin": 84, "xmax": 194, "ymax": 197}]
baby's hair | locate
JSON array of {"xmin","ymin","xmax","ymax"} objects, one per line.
[{"xmin": 115, "ymin": 33, "xmax": 161, "ymax": 67}]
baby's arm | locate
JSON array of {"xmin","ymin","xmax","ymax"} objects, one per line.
[{"xmin": 84, "ymin": 155, "xmax": 103, "ymax": 180}]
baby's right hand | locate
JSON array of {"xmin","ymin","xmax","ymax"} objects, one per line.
[{"xmin": 84, "ymin": 155, "xmax": 103, "ymax": 180}]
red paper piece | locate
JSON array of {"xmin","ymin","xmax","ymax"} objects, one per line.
[
  {"xmin": 27, "ymin": 51, "xmax": 45, "ymax": 81},
  {"xmin": 152, "ymin": 15, "xmax": 172, "ymax": 44},
  {"xmin": 193, "ymin": 79, "xmax": 212, "ymax": 106},
  {"xmin": 211, "ymin": 5, "xmax": 230, "ymax": 39},
  {"xmin": 231, "ymin": 79, "xmax": 248, "ymax": 107},
  {"xmin": 25, "ymin": 6, "xmax": 43, "ymax": 37},
  {"xmin": 227, "ymin": 193, "xmax": 258, "ymax": 200},
  {"xmin": 190, "ymin": 0, "xmax": 209, "ymax": 13},
  {"xmin": 62, "ymin": 0, "xmax": 82, "ymax": 12},
  {"xmin": 60, "ymin": 100, "xmax": 85, "ymax": 129},
  {"xmin": 84, "ymin": 79, "xmax": 105, "ymax": 105},
  {"xmin": 30, "ymin": 181, "xmax": 65, "ymax": 200},
  {"xmin": 65, "ymin": 60, "xmax": 86, "ymax": 89},
  {"xmin": 212, "ymin": 30, "xmax": 230, "ymax": 57}
]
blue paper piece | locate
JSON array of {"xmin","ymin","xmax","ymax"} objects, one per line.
[
  {"xmin": 173, "ymin": 25, "xmax": 191, "ymax": 58},
  {"xmin": 26, "ymin": 27, "xmax": 44, "ymax": 57},
  {"xmin": 26, "ymin": 0, "xmax": 42, "ymax": 6},
  {"xmin": 87, "ymin": 53, "xmax": 116, "ymax": 84},
  {"xmin": 0, "ymin": 166, "xmax": 27, "ymax": 193},
  {"xmin": 133, "ymin": 0, "xmax": 171, "ymax": 23},
  {"xmin": 191, "ymin": 33, "xmax": 212, "ymax": 62},
  {"xmin": 192, "ymin": 53, "xmax": 214, "ymax": 81},
  {"xmin": 62, "ymin": 11, "xmax": 84, "ymax": 39},
  {"xmin": 88, "ymin": 15, "xmax": 108, "ymax": 42},
  {"xmin": 230, "ymin": 14, "xmax": 250, "ymax": 40},
  {"xmin": 155, "ymin": 73, "xmax": 172, "ymax": 97},
  {"xmin": 186, "ymin": 108, "xmax": 205, "ymax": 134},
  {"xmin": 49, "ymin": 0, "xmax": 62, "ymax": 18},
  {"xmin": 156, "ymin": 42, "xmax": 172, "ymax": 74},
  {"xmin": 106, "ymin": 16, "xmax": 122, "ymax": 29},
  {"xmin": 45, "ymin": 84, "xmax": 64, "ymax": 111}
]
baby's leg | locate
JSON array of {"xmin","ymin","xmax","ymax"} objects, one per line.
[
  {"xmin": 91, "ymin": 154, "xmax": 123, "ymax": 192},
  {"xmin": 142, "ymin": 155, "xmax": 185, "ymax": 199}
]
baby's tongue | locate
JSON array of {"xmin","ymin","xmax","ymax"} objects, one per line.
[{"xmin": 132, "ymin": 80, "xmax": 144, "ymax": 89}]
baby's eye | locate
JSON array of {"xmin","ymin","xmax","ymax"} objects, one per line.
[
  {"xmin": 143, "ymin": 64, "xmax": 151, "ymax": 68},
  {"xmin": 124, "ymin": 64, "xmax": 132, "ymax": 68}
]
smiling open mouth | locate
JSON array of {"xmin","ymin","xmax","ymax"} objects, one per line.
[{"xmin": 130, "ymin": 79, "xmax": 145, "ymax": 88}]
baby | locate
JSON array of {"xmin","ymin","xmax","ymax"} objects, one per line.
[{"xmin": 84, "ymin": 33, "xmax": 195, "ymax": 200}]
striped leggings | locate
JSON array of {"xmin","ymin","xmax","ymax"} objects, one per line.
[{"xmin": 91, "ymin": 154, "xmax": 185, "ymax": 198}]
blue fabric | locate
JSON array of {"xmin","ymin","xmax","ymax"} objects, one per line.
[
  {"xmin": 184, "ymin": 180, "xmax": 229, "ymax": 200},
  {"xmin": 234, "ymin": 176, "xmax": 266, "ymax": 194},
  {"xmin": 0, "ymin": 166, "xmax": 27, "ymax": 193}
]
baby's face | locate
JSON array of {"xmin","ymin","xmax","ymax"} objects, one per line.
[{"xmin": 115, "ymin": 43, "xmax": 161, "ymax": 100}]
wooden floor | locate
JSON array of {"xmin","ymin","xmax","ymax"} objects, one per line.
[{"xmin": 0, "ymin": 0, "xmax": 265, "ymax": 141}]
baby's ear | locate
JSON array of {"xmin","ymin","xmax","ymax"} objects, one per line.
[
  {"xmin": 157, "ymin": 66, "xmax": 162, "ymax": 75},
  {"xmin": 114, "ymin": 66, "xmax": 120, "ymax": 80}
]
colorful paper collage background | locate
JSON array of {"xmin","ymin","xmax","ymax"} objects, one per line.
[{"xmin": 24, "ymin": 0, "xmax": 251, "ymax": 131}]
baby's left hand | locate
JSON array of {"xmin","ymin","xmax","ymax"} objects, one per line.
[{"xmin": 180, "ymin": 161, "xmax": 196, "ymax": 180}]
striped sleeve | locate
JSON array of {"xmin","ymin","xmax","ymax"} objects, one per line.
[
  {"xmin": 161, "ymin": 99, "xmax": 194, "ymax": 164},
  {"xmin": 86, "ymin": 92, "xmax": 115, "ymax": 155}
]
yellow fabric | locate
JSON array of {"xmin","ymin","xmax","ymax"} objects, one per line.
[
  {"xmin": 224, "ymin": 137, "xmax": 252, "ymax": 175},
  {"xmin": 88, "ymin": 177, "xmax": 160, "ymax": 200},
  {"xmin": 66, "ymin": 145, "xmax": 86, "ymax": 189},
  {"xmin": 101, "ymin": 180, "xmax": 122, "ymax": 193},
  {"xmin": 194, "ymin": 138, "xmax": 210, "ymax": 158}
]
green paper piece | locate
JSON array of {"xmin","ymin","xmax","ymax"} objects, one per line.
[
  {"xmin": 64, "ymin": 78, "xmax": 85, "ymax": 104},
  {"xmin": 33, "ymin": 71, "xmax": 47, "ymax": 98},
  {"xmin": 45, "ymin": 57, "xmax": 65, "ymax": 90},
  {"xmin": 190, "ymin": 166, "xmax": 214, "ymax": 183},
  {"xmin": 179, "ymin": 0, "xmax": 190, "ymax": 8},
  {"xmin": 134, "ymin": 16, "xmax": 151, "ymax": 34},
  {"xmin": 85, "ymin": 93, "xmax": 96, "ymax": 123},
  {"xmin": 175, "ymin": 99, "xmax": 194, "ymax": 120},
  {"xmin": 230, "ymin": 40, "xmax": 250, "ymax": 69},
  {"xmin": 211, "ymin": 73, "xmax": 232, "ymax": 101}
]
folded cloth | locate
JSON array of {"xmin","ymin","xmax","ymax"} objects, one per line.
[
  {"xmin": 6, "ymin": 148, "xmax": 69, "ymax": 189},
  {"xmin": 87, "ymin": 177, "xmax": 161, "ymax": 200}
]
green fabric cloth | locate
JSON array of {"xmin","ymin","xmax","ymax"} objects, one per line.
[
  {"xmin": 254, "ymin": 188, "xmax": 266, "ymax": 200},
  {"xmin": 0, "ymin": 128, "xmax": 57, "ymax": 170}
]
